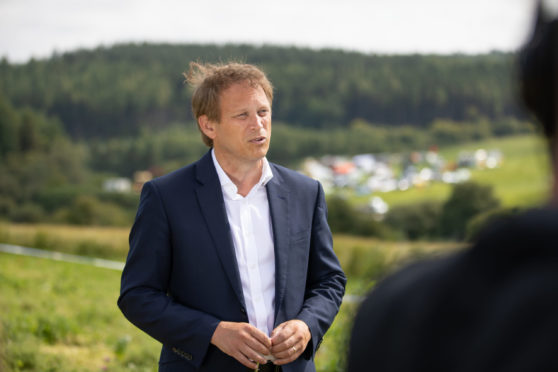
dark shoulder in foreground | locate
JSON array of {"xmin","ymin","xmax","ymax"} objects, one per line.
[
  {"xmin": 471, "ymin": 206, "xmax": 558, "ymax": 259},
  {"xmin": 349, "ymin": 206, "xmax": 558, "ymax": 372},
  {"xmin": 358, "ymin": 206, "xmax": 558, "ymax": 309}
]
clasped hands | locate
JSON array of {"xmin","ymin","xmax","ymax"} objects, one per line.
[{"xmin": 211, "ymin": 319, "xmax": 311, "ymax": 369}]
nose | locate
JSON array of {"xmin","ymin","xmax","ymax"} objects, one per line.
[{"xmin": 249, "ymin": 113, "xmax": 266, "ymax": 130}]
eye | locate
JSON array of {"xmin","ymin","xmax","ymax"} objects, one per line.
[
  {"xmin": 235, "ymin": 112, "xmax": 248, "ymax": 119},
  {"xmin": 258, "ymin": 109, "xmax": 270, "ymax": 116}
]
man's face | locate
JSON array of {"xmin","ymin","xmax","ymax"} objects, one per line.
[{"xmin": 201, "ymin": 82, "xmax": 272, "ymax": 167}]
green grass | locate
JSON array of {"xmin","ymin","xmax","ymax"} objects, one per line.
[
  {"xmin": 439, "ymin": 135, "xmax": 551, "ymax": 206},
  {"xmin": 1, "ymin": 133, "xmax": 548, "ymax": 371},
  {"xmin": 0, "ymin": 223, "xmax": 130, "ymax": 261},
  {"xmin": 0, "ymin": 253, "xmax": 160, "ymax": 372},
  {"xmin": 0, "ymin": 226, "xmax": 461, "ymax": 372},
  {"xmin": 352, "ymin": 134, "xmax": 551, "ymax": 208},
  {"xmin": 0, "ymin": 252, "xmax": 357, "ymax": 372}
]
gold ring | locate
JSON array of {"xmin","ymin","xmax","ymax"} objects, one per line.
[{"xmin": 292, "ymin": 346, "xmax": 297, "ymax": 353}]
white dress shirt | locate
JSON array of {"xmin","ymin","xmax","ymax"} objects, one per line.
[{"xmin": 211, "ymin": 150, "xmax": 276, "ymax": 336}]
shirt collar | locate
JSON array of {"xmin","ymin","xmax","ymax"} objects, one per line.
[{"xmin": 211, "ymin": 149, "xmax": 274, "ymax": 195}]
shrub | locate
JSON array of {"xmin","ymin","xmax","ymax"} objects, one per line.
[
  {"xmin": 0, "ymin": 196, "xmax": 16, "ymax": 218},
  {"xmin": 75, "ymin": 240, "xmax": 117, "ymax": 257},
  {"xmin": 33, "ymin": 231, "xmax": 59, "ymax": 250},
  {"xmin": 10, "ymin": 203, "xmax": 45, "ymax": 223},
  {"xmin": 34, "ymin": 185, "xmax": 91, "ymax": 213},
  {"xmin": 326, "ymin": 195, "xmax": 393, "ymax": 238},
  {"xmin": 440, "ymin": 181, "xmax": 501, "ymax": 240},
  {"xmin": 344, "ymin": 245, "xmax": 389, "ymax": 280},
  {"xmin": 60, "ymin": 195, "xmax": 132, "ymax": 226},
  {"xmin": 96, "ymin": 191, "xmax": 140, "ymax": 210},
  {"xmin": 385, "ymin": 201, "xmax": 443, "ymax": 240},
  {"xmin": 430, "ymin": 119, "xmax": 493, "ymax": 145},
  {"xmin": 491, "ymin": 117, "xmax": 535, "ymax": 137}
]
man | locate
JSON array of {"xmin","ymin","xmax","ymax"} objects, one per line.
[
  {"xmin": 118, "ymin": 62, "xmax": 346, "ymax": 372},
  {"xmin": 348, "ymin": 4, "xmax": 558, "ymax": 371}
]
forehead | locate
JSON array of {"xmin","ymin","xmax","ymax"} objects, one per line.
[{"xmin": 218, "ymin": 82, "xmax": 270, "ymax": 111}]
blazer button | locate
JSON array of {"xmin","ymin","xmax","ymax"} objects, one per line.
[{"xmin": 240, "ymin": 307, "xmax": 246, "ymax": 314}]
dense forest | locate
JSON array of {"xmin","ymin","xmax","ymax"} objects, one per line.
[
  {"xmin": 0, "ymin": 43, "xmax": 525, "ymax": 138},
  {"xmin": 0, "ymin": 43, "xmax": 535, "ymax": 235}
]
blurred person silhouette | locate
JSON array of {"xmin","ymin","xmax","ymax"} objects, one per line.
[{"xmin": 347, "ymin": 1, "xmax": 558, "ymax": 371}]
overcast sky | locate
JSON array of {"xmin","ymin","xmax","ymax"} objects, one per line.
[{"xmin": 0, "ymin": 0, "xmax": 543, "ymax": 63}]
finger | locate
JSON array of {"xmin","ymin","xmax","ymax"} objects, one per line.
[
  {"xmin": 244, "ymin": 339, "xmax": 271, "ymax": 363},
  {"xmin": 247, "ymin": 343, "xmax": 271, "ymax": 360},
  {"xmin": 247, "ymin": 325, "xmax": 273, "ymax": 349},
  {"xmin": 235, "ymin": 350, "xmax": 260, "ymax": 369},
  {"xmin": 241, "ymin": 344, "xmax": 269, "ymax": 365},
  {"xmin": 245, "ymin": 325, "xmax": 274, "ymax": 361},
  {"xmin": 270, "ymin": 324, "xmax": 294, "ymax": 346},
  {"xmin": 272, "ymin": 341, "xmax": 299, "ymax": 359},
  {"xmin": 271, "ymin": 340, "xmax": 293, "ymax": 354},
  {"xmin": 270, "ymin": 322, "xmax": 286, "ymax": 339},
  {"xmin": 273, "ymin": 346, "xmax": 301, "ymax": 366},
  {"xmin": 242, "ymin": 326, "xmax": 272, "ymax": 357},
  {"xmin": 271, "ymin": 331, "xmax": 300, "ymax": 354}
]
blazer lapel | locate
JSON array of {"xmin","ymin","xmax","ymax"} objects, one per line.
[
  {"xmin": 194, "ymin": 152, "xmax": 246, "ymax": 309},
  {"xmin": 266, "ymin": 167, "xmax": 291, "ymax": 320}
]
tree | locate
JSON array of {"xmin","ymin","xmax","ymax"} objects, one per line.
[
  {"xmin": 0, "ymin": 44, "xmax": 523, "ymax": 139},
  {"xmin": 0, "ymin": 96, "xmax": 19, "ymax": 156},
  {"xmin": 326, "ymin": 195, "xmax": 393, "ymax": 238},
  {"xmin": 440, "ymin": 181, "xmax": 501, "ymax": 240},
  {"xmin": 385, "ymin": 201, "xmax": 443, "ymax": 240}
]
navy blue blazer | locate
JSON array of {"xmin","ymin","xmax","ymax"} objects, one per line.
[{"xmin": 118, "ymin": 151, "xmax": 346, "ymax": 372}]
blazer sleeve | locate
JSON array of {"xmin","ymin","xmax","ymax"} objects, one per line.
[
  {"xmin": 117, "ymin": 181, "xmax": 220, "ymax": 369},
  {"xmin": 295, "ymin": 182, "xmax": 347, "ymax": 358}
]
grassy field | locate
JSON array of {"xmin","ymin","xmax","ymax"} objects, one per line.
[
  {"xmin": 0, "ymin": 223, "xmax": 130, "ymax": 261},
  {"xmin": 354, "ymin": 134, "xmax": 551, "ymax": 208},
  {"xmin": 0, "ymin": 251, "xmax": 364, "ymax": 372},
  {"xmin": 0, "ymin": 222, "xmax": 460, "ymax": 274},
  {"xmin": 0, "ymin": 223, "xmax": 461, "ymax": 372},
  {"xmin": 0, "ymin": 252, "xmax": 160, "ymax": 372},
  {"xmin": 8, "ymin": 134, "xmax": 539, "ymax": 371}
]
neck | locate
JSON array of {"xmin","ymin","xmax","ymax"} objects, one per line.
[{"xmin": 214, "ymin": 150, "xmax": 263, "ymax": 197}]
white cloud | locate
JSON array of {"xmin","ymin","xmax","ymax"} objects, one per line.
[{"xmin": 0, "ymin": 0, "xmax": 538, "ymax": 62}]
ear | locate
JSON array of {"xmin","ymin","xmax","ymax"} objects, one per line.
[{"xmin": 198, "ymin": 115, "xmax": 217, "ymax": 140}]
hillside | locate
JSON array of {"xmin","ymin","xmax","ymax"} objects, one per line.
[
  {"xmin": 374, "ymin": 134, "xmax": 550, "ymax": 208},
  {"xmin": 0, "ymin": 43, "xmax": 540, "ymax": 231},
  {"xmin": 0, "ymin": 43, "xmax": 524, "ymax": 139}
]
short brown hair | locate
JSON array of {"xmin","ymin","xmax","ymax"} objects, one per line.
[{"xmin": 184, "ymin": 62, "xmax": 274, "ymax": 147}]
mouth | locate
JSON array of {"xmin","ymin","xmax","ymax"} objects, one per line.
[{"xmin": 249, "ymin": 136, "xmax": 267, "ymax": 145}]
